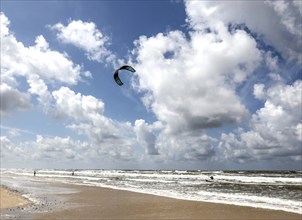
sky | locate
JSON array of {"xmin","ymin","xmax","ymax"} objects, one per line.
[{"xmin": 1, "ymin": 0, "xmax": 301, "ymax": 170}]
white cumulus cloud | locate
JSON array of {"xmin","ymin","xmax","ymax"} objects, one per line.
[
  {"xmin": 1, "ymin": 12, "xmax": 91, "ymax": 113},
  {"xmin": 0, "ymin": 83, "xmax": 31, "ymax": 116},
  {"xmin": 132, "ymin": 28, "xmax": 261, "ymax": 134},
  {"xmin": 128, "ymin": 0, "xmax": 301, "ymax": 164},
  {"xmin": 220, "ymin": 80, "xmax": 302, "ymax": 163},
  {"xmin": 134, "ymin": 119, "xmax": 159, "ymax": 155},
  {"xmin": 253, "ymin": 84, "xmax": 266, "ymax": 100},
  {"xmin": 1, "ymin": 134, "xmax": 90, "ymax": 162},
  {"xmin": 52, "ymin": 87, "xmax": 105, "ymax": 121},
  {"xmin": 51, "ymin": 20, "xmax": 114, "ymax": 63},
  {"xmin": 52, "ymin": 87, "xmax": 142, "ymax": 161},
  {"xmin": 184, "ymin": 1, "xmax": 302, "ymax": 63}
]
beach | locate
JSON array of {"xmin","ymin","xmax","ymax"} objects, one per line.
[
  {"xmin": 0, "ymin": 186, "xmax": 29, "ymax": 210},
  {"xmin": 1, "ymin": 183, "xmax": 301, "ymax": 219},
  {"xmin": 1, "ymin": 169, "xmax": 301, "ymax": 219}
]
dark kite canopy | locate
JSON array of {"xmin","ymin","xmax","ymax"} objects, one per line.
[{"xmin": 113, "ymin": 65, "xmax": 136, "ymax": 86}]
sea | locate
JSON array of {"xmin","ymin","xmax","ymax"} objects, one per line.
[{"xmin": 1, "ymin": 169, "xmax": 301, "ymax": 214}]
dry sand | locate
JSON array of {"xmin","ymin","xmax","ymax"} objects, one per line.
[
  {"xmin": 0, "ymin": 186, "xmax": 29, "ymax": 210},
  {"xmin": 33, "ymin": 184, "xmax": 302, "ymax": 220}
]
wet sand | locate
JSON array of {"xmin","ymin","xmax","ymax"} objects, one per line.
[
  {"xmin": 0, "ymin": 186, "xmax": 30, "ymax": 210},
  {"xmin": 33, "ymin": 184, "xmax": 301, "ymax": 220},
  {"xmin": 1, "ymin": 183, "xmax": 301, "ymax": 219}
]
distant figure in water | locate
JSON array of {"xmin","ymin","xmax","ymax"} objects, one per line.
[
  {"xmin": 206, "ymin": 176, "xmax": 214, "ymax": 182},
  {"xmin": 34, "ymin": 171, "xmax": 36, "ymax": 176},
  {"xmin": 72, "ymin": 171, "xmax": 74, "ymax": 176}
]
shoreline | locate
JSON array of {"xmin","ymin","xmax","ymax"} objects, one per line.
[
  {"xmin": 34, "ymin": 183, "xmax": 302, "ymax": 219},
  {"xmin": 0, "ymin": 186, "xmax": 30, "ymax": 210},
  {"xmin": 1, "ymin": 182, "xmax": 301, "ymax": 219},
  {"xmin": 2, "ymin": 169, "xmax": 301, "ymax": 215},
  {"xmin": 89, "ymin": 185, "xmax": 302, "ymax": 214}
]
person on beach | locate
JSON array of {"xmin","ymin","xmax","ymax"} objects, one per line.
[
  {"xmin": 34, "ymin": 170, "xmax": 36, "ymax": 176},
  {"xmin": 72, "ymin": 171, "xmax": 74, "ymax": 176}
]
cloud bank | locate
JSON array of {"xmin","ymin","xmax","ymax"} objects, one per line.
[
  {"xmin": 220, "ymin": 80, "xmax": 302, "ymax": 163},
  {"xmin": 1, "ymin": 0, "xmax": 301, "ymax": 169},
  {"xmin": 128, "ymin": 0, "xmax": 301, "ymax": 165},
  {"xmin": 1, "ymin": 12, "xmax": 91, "ymax": 113}
]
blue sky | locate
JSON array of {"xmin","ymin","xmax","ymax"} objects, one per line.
[{"xmin": 1, "ymin": 1, "xmax": 301, "ymax": 170}]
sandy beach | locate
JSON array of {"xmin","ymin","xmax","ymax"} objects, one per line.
[
  {"xmin": 0, "ymin": 186, "xmax": 30, "ymax": 210},
  {"xmin": 31, "ymin": 184, "xmax": 301, "ymax": 220},
  {"xmin": 1, "ymin": 183, "xmax": 301, "ymax": 219}
]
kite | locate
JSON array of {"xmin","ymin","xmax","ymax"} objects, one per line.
[{"xmin": 113, "ymin": 65, "xmax": 136, "ymax": 86}]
